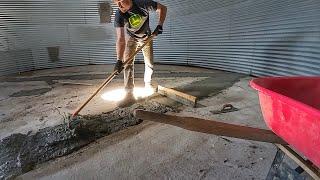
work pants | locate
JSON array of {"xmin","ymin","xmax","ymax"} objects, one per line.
[{"xmin": 123, "ymin": 36, "xmax": 154, "ymax": 92}]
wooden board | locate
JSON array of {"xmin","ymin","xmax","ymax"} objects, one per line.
[
  {"xmin": 134, "ymin": 109, "xmax": 320, "ymax": 178},
  {"xmin": 157, "ymin": 85, "xmax": 197, "ymax": 107},
  {"xmin": 134, "ymin": 110, "xmax": 287, "ymax": 144}
]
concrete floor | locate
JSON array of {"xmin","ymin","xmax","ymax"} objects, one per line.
[{"xmin": 0, "ymin": 64, "xmax": 310, "ymax": 179}]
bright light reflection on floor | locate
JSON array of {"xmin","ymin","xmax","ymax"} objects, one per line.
[
  {"xmin": 101, "ymin": 87, "xmax": 154, "ymax": 102},
  {"xmin": 101, "ymin": 89, "xmax": 126, "ymax": 101}
]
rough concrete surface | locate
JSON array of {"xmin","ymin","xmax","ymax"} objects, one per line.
[
  {"xmin": 0, "ymin": 64, "xmax": 312, "ymax": 179},
  {"xmin": 0, "ymin": 101, "xmax": 176, "ymax": 179}
]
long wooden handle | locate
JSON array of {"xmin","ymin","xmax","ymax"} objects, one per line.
[
  {"xmin": 71, "ymin": 35, "xmax": 155, "ymax": 118},
  {"xmin": 134, "ymin": 110, "xmax": 287, "ymax": 144},
  {"xmin": 71, "ymin": 71, "xmax": 118, "ymax": 117}
]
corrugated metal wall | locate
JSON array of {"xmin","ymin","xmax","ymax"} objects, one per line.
[{"xmin": 0, "ymin": 0, "xmax": 319, "ymax": 76}]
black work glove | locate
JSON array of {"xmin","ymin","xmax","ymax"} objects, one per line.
[
  {"xmin": 114, "ymin": 60, "xmax": 124, "ymax": 74},
  {"xmin": 153, "ymin": 25, "xmax": 163, "ymax": 36}
]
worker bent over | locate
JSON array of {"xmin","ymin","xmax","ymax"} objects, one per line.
[{"xmin": 113, "ymin": 0, "xmax": 167, "ymax": 107}]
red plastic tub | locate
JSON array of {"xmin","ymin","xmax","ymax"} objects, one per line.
[{"xmin": 250, "ymin": 76, "xmax": 320, "ymax": 168}]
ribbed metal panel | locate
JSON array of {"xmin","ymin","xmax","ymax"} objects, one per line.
[
  {"xmin": 155, "ymin": 0, "xmax": 320, "ymax": 76},
  {"xmin": 0, "ymin": 0, "xmax": 319, "ymax": 76},
  {"xmin": 0, "ymin": 50, "xmax": 33, "ymax": 74},
  {"xmin": 0, "ymin": 0, "xmax": 117, "ymax": 75},
  {"xmin": 154, "ymin": 0, "xmax": 320, "ymax": 76}
]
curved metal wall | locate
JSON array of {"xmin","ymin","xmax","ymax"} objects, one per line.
[{"xmin": 0, "ymin": 0, "xmax": 319, "ymax": 76}]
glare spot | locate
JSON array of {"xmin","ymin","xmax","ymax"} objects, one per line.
[
  {"xmin": 101, "ymin": 89, "xmax": 126, "ymax": 101},
  {"xmin": 101, "ymin": 87, "xmax": 154, "ymax": 102}
]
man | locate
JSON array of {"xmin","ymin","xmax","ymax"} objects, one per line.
[{"xmin": 113, "ymin": 0, "xmax": 167, "ymax": 107}]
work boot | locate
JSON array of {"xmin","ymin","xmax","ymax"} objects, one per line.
[{"xmin": 117, "ymin": 91, "xmax": 136, "ymax": 108}]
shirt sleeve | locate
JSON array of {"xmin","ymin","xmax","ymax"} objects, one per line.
[
  {"xmin": 114, "ymin": 10, "xmax": 124, "ymax": 27},
  {"xmin": 143, "ymin": 0, "xmax": 158, "ymax": 11}
]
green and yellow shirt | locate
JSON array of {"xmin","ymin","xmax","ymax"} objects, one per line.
[{"xmin": 114, "ymin": 0, "xmax": 157, "ymax": 39}]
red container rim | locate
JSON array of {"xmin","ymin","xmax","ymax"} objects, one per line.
[{"xmin": 250, "ymin": 76, "xmax": 320, "ymax": 118}]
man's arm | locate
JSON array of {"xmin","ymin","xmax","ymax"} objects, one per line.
[
  {"xmin": 156, "ymin": 2, "xmax": 167, "ymax": 26},
  {"xmin": 115, "ymin": 27, "xmax": 126, "ymax": 61}
]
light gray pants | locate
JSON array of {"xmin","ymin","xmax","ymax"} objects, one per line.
[{"xmin": 124, "ymin": 36, "xmax": 154, "ymax": 92}]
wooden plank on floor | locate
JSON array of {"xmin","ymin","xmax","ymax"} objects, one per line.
[
  {"xmin": 134, "ymin": 110, "xmax": 287, "ymax": 144},
  {"xmin": 157, "ymin": 85, "xmax": 197, "ymax": 107},
  {"xmin": 276, "ymin": 144, "xmax": 320, "ymax": 180}
]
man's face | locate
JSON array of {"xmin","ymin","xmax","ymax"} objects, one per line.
[{"xmin": 114, "ymin": 0, "xmax": 132, "ymax": 13}]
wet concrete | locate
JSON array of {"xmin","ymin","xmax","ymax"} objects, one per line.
[
  {"xmin": 0, "ymin": 101, "xmax": 176, "ymax": 179},
  {"xmin": 0, "ymin": 65, "xmax": 248, "ymax": 179},
  {"xmin": 2, "ymin": 65, "xmax": 312, "ymax": 180},
  {"xmin": 175, "ymin": 73, "xmax": 245, "ymax": 100},
  {"xmin": 10, "ymin": 88, "xmax": 52, "ymax": 97},
  {"xmin": 2, "ymin": 72, "xmax": 225, "ymax": 85}
]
